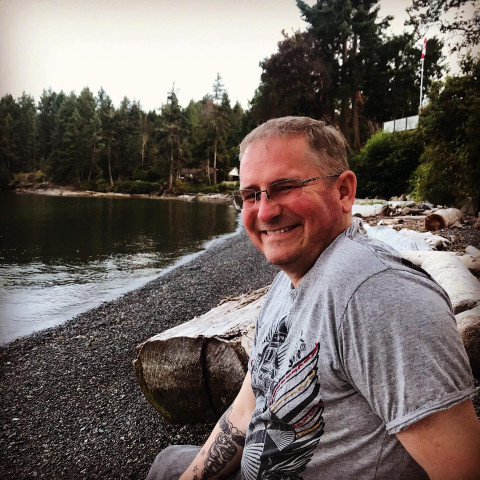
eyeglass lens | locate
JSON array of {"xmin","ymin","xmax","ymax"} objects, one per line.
[{"xmin": 234, "ymin": 179, "xmax": 304, "ymax": 210}]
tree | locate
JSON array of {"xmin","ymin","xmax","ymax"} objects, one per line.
[
  {"xmin": 14, "ymin": 93, "xmax": 38, "ymax": 173},
  {"xmin": 250, "ymin": 31, "xmax": 331, "ymax": 124},
  {"xmin": 38, "ymin": 89, "xmax": 65, "ymax": 172},
  {"xmin": 76, "ymin": 87, "xmax": 100, "ymax": 184},
  {"xmin": 97, "ymin": 88, "xmax": 116, "ymax": 187},
  {"xmin": 0, "ymin": 94, "xmax": 20, "ymax": 174},
  {"xmin": 50, "ymin": 92, "xmax": 81, "ymax": 184},
  {"xmin": 158, "ymin": 86, "xmax": 183, "ymax": 191},
  {"xmin": 363, "ymin": 34, "xmax": 444, "ymax": 124},
  {"xmin": 410, "ymin": 57, "xmax": 480, "ymax": 206},
  {"xmin": 406, "ymin": 0, "xmax": 479, "ymax": 53},
  {"xmin": 297, "ymin": 0, "xmax": 392, "ymax": 149},
  {"xmin": 208, "ymin": 74, "xmax": 231, "ymax": 184}
]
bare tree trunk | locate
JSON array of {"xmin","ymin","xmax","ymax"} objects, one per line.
[
  {"xmin": 352, "ymin": 92, "xmax": 360, "ymax": 151},
  {"xmin": 213, "ymin": 137, "xmax": 218, "ymax": 185},
  {"xmin": 108, "ymin": 143, "xmax": 113, "ymax": 187}
]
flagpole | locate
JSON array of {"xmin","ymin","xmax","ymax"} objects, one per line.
[
  {"xmin": 419, "ymin": 58, "xmax": 425, "ymax": 111},
  {"xmin": 419, "ymin": 38, "xmax": 426, "ymax": 112}
]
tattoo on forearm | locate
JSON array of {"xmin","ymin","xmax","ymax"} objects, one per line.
[{"xmin": 194, "ymin": 406, "xmax": 246, "ymax": 478}]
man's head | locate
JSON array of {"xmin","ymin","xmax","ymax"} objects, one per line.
[
  {"xmin": 237, "ymin": 116, "xmax": 356, "ymax": 286},
  {"xmin": 239, "ymin": 116, "xmax": 349, "ymax": 175}
]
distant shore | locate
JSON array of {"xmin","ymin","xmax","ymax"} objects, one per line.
[{"xmin": 12, "ymin": 183, "xmax": 233, "ymax": 205}]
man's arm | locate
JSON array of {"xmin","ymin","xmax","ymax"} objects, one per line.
[
  {"xmin": 397, "ymin": 399, "xmax": 480, "ymax": 480},
  {"xmin": 179, "ymin": 371, "xmax": 256, "ymax": 480}
]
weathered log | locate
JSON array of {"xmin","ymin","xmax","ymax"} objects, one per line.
[
  {"xmin": 401, "ymin": 251, "xmax": 480, "ymax": 272},
  {"xmin": 133, "ymin": 287, "xmax": 267, "ymax": 424},
  {"xmin": 135, "ymin": 253, "xmax": 480, "ymax": 424},
  {"xmin": 420, "ymin": 255, "xmax": 480, "ymax": 315},
  {"xmin": 365, "ymin": 225, "xmax": 450, "ymax": 250},
  {"xmin": 424, "ymin": 208, "xmax": 463, "ymax": 231},
  {"xmin": 456, "ymin": 305, "xmax": 480, "ymax": 377}
]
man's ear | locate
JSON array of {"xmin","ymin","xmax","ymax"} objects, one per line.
[{"xmin": 337, "ymin": 171, "xmax": 357, "ymax": 213}]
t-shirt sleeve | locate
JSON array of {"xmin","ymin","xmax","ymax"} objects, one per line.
[{"xmin": 338, "ymin": 268, "xmax": 475, "ymax": 435}]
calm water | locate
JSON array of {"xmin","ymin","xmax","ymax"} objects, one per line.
[{"xmin": 0, "ymin": 192, "xmax": 238, "ymax": 345}]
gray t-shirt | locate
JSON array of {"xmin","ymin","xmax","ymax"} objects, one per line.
[{"xmin": 242, "ymin": 220, "xmax": 475, "ymax": 479}]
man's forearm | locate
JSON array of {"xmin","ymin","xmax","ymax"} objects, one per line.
[{"xmin": 180, "ymin": 406, "xmax": 246, "ymax": 479}]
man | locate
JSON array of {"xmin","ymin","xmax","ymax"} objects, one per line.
[{"xmin": 147, "ymin": 117, "xmax": 480, "ymax": 479}]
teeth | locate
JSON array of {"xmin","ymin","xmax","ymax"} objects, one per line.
[{"xmin": 266, "ymin": 227, "xmax": 291, "ymax": 235}]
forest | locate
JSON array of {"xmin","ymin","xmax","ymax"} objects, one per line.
[{"xmin": 0, "ymin": 0, "xmax": 479, "ymax": 206}]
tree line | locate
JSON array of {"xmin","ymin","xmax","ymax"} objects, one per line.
[{"xmin": 0, "ymin": 0, "xmax": 478, "ymax": 204}]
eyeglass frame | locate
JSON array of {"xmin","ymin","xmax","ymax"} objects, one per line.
[{"xmin": 232, "ymin": 174, "xmax": 341, "ymax": 211}]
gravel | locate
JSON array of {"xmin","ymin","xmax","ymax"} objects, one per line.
[
  {"xmin": 1, "ymin": 220, "xmax": 479, "ymax": 480},
  {"xmin": 0, "ymin": 228, "xmax": 278, "ymax": 480}
]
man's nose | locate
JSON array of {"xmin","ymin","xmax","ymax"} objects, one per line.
[{"xmin": 256, "ymin": 191, "xmax": 281, "ymax": 222}]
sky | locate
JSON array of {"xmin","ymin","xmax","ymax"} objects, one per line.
[{"xmin": 0, "ymin": 0, "xmax": 473, "ymax": 112}]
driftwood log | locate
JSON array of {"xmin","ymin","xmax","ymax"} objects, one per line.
[
  {"xmin": 133, "ymin": 287, "xmax": 267, "ymax": 424},
  {"xmin": 424, "ymin": 208, "xmax": 463, "ymax": 231},
  {"xmin": 134, "ymin": 253, "xmax": 480, "ymax": 424}
]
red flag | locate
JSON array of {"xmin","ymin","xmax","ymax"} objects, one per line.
[{"xmin": 421, "ymin": 38, "xmax": 427, "ymax": 60}]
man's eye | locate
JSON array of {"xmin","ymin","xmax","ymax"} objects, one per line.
[
  {"xmin": 242, "ymin": 191, "xmax": 256, "ymax": 201},
  {"xmin": 273, "ymin": 183, "xmax": 297, "ymax": 194}
]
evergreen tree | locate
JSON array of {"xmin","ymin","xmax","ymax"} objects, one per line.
[
  {"xmin": 158, "ymin": 86, "xmax": 183, "ymax": 191},
  {"xmin": 250, "ymin": 31, "xmax": 330, "ymax": 124},
  {"xmin": 50, "ymin": 92, "xmax": 81, "ymax": 184},
  {"xmin": 0, "ymin": 94, "xmax": 20, "ymax": 175},
  {"xmin": 38, "ymin": 89, "xmax": 65, "ymax": 172},
  {"xmin": 76, "ymin": 87, "xmax": 100, "ymax": 184},
  {"xmin": 97, "ymin": 88, "xmax": 117, "ymax": 187},
  {"xmin": 411, "ymin": 57, "xmax": 480, "ymax": 205}
]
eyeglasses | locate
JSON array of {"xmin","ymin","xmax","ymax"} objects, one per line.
[{"xmin": 232, "ymin": 174, "xmax": 340, "ymax": 211}]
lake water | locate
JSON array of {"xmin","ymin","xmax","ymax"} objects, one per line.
[{"xmin": 0, "ymin": 192, "xmax": 238, "ymax": 345}]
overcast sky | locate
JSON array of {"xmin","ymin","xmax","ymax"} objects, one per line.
[{"xmin": 0, "ymin": 0, "xmax": 470, "ymax": 112}]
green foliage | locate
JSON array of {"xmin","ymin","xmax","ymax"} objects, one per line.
[
  {"xmin": 410, "ymin": 58, "xmax": 480, "ymax": 206},
  {"xmin": 406, "ymin": 0, "xmax": 479, "ymax": 53},
  {"xmin": 9, "ymin": 170, "xmax": 47, "ymax": 188},
  {"xmin": 115, "ymin": 180, "xmax": 160, "ymax": 195},
  {"xmin": 350, "ymin": 129, "xmax": 423, "ymax": 198}
]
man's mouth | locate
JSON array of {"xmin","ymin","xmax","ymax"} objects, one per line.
[{"xmin": 265, "ymin": 226, "xmax": 295, "ymax": 235}]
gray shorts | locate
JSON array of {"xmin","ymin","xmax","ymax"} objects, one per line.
[{"xmin": 145, "ymin": 445, "xmax": 242, "ymax": 480}]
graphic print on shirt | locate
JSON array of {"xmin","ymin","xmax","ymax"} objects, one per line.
[{"xmin": 243, "ymin": 315, "xmax": 325, "ymax": 480}]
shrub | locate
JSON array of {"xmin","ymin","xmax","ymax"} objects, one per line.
[
  {"xmin": 350, "ymin": 130, "xmax": 423, "ymax": 198},
  {"xmin": 115, "ymin": 180, "xmax": 160, "ymax": 194},
  {"xmin": 410, "ymin": 60, "xmax": 480, "ymax": 206}
]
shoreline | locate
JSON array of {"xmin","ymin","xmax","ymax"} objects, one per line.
[
  {"xmin": 11, "ymin": 184, "xmax": 233, "ymax": 205},
  {"xmin": 0, "ymin": 228, "xmax": 279, "ymax": 479}
]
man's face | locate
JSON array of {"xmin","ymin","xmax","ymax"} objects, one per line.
[{"xmin": 240, "ymin": 135, "xmax": 351, "ymax": 285}]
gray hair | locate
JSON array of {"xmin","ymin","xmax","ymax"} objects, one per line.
[{"xmin": 239, "ymin": 116, "xmax": 349, "ymax": 175}]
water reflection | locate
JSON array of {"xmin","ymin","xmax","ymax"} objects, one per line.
[{"xmin": 0, "ymin": 193, "xmax": 238, "ymax": 344}]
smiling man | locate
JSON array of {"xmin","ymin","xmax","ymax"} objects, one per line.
[{"xmin": 146, "ymin": 117, "xmax": 480, "ymax": 480}]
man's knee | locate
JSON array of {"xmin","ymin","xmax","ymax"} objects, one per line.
[{"xmin": 145, "ymin": 445, "xmax": 201, "ymax": 480}]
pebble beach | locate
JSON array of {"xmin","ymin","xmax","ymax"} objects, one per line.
[
  {"xmin": 1, "ymin": 220, "xmax": 479, "ymax": 479},
  {"xmin": 0, "ymin": 228, "xmax": 278, "ymax": 480}
]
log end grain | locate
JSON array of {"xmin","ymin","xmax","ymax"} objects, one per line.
[
  {"xmin": 424, "ymin": 214, "xmax": 445, "ymax": 232},
  {"xmin": 134, "ymin": 335, "xmax": 248, "ymax": 424}
]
